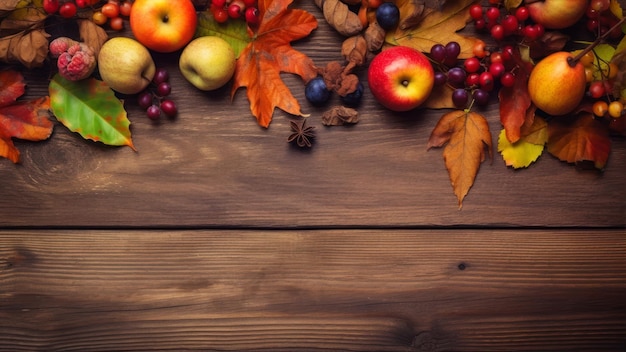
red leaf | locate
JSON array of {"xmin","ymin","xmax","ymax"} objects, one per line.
[
  {"xmin": 231, "ymin": 0, "xmax": 318, "ymax": 128},
  {"xmin": 498, "ymin": 49, "xmax": 533, "ymax": 143},
  {"xmin": 547, "ymin": 113, "xmax": 611, "ymax": 170},
  {"xmin": 0, "ymin": 91, "xmax": 52, "ymax": 163},
  {"xmin": 0, "ymin": 70, "xmax": 26, "ymax": 107}
]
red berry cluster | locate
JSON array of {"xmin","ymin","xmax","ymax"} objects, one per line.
[
  {"xmin": 92, "ymin": 1, "xmax": 133, "ymax": 31},
  {"xmin": 209, "ymin": 0, "xmax": 259, "ymax": 26},
  {"xmin": 430, "ymin": 41, "xmax": 522, "ymax": 109},
  {"xmin": 137, "ymin": 68, "xmax": 178, "ymax": 121},
  {"xmin": 469, "ymin": 3, "xmax": 544, "ymax": 42},
  {"xmin": 585, "ymin": 0, "xmax": 623, "ymax": 39},
  {"xmin": 43, "ymin": 0, "xmax": 99, "ymax": 18}
]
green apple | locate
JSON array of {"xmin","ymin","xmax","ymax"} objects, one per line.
[
  {"xmin": 179, "ymin": 36, "xmax": 236, "ymax": 91},
  {"xmin": 98, "ymin": 37, "xmax": 155, "ymax": 95}
]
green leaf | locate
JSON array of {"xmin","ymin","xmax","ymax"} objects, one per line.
[
  {"xmin": 195, "ymin": 11, "xmax": 251, "ymax": 58},
  {"xmin": 592, "ymin": 43, "xmax": 616, "ymax": 81},
  {"xmin": 48, "ymin": 74, "xmax": 135, "ymax": 150}
]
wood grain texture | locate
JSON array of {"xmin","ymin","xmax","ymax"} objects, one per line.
[
  {"xmin": 0, "ymin": 2, "xmax": 625, "ymax": 228},
  {"xmin": 1, "ymin": 229, "xmax": 625, "ymax": 351}
]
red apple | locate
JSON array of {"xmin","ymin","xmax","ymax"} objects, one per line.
[
  {"xmin": 130, "ymin": 0, "xmax": 197, "ymax": 53},
  {"xmin": 367, "ymin": 46, "xmax": 434, "ymax": 112},
  {"xmin": 526, "ymin": 0, "xmax": 588, "ymax": 29}
]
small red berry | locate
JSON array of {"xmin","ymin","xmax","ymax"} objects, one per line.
[
  {"xmin": 43, "ymin": 0, "xmax": 60, "ymax": 14},
  {"xmin": 245, "ymin": 6, "xmax": 259, "ymax": 25},
  {"xmin": 58, "ymin": 2, "xmax": 77, "ymax": 18}
]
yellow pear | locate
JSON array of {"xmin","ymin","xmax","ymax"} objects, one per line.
[
  {"xmin": 98, "ymin": 37, "xmax": 155, "ymax": 95},
  {"xmin": 528, "ymin": 51, "xmax": 586, "ymax": 116}
]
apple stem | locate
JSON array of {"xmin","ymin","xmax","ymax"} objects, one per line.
[{"xmin": 570, "ymin": 15, "xmax": 626, "ymax": 67}]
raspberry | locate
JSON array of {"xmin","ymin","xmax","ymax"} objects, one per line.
[{"xmin": 50, "ymin": 37, "xmax": 96, "ymax": 81}]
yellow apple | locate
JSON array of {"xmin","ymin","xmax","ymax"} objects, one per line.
[
  {"xmin": 98, "ymin": 37, "xmax": 155, "ymax": 95},
  {"xmin": 179, "ymin": 36, "xmax": 236, "ymax": 91},
  {"xmin": 130, "ymin": 0, "xmax": 197, "ymax": 53}
]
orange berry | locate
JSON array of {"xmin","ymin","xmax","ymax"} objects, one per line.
[
  {"xmin": 102, "ymin": 2, "xmax": 119, "ymax": 18},
  {"xmin": 608, "ymin": 101, "xmax": 624, "ymax": 118},
  {"xmin": 119, "ymin": 1, "xmax": 132, "ymax": 16},
  {"xmin": 592, "ymin": 100, "xmax": 608, "ymax": 117},
  {"xmin": 92, "ymin": 10, "xmax": 107, "ymax": 25},
  {"xmin": 109, "ymin": 16, "xmax": 124, "ymax": 31}
]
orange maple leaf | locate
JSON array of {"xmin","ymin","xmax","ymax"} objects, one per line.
[
  {"xmin": 428, "ymin": 110, "xmax": 493, "ymax": 208},
  {"xmin": 0, "ymin": 70, "xmax": 53, "ymax": 163},
  {"xmin": 547, "ymin": 113, "xmax": 611, "ymax": 170},
  {"xmin": 231, "ymin": 0, "xmax": 318, "ymax": 128}
]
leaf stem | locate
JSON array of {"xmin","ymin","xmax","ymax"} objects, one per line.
[{"xmin": 570, "ymin": 16, "xmax": 626, "ymax": 66}]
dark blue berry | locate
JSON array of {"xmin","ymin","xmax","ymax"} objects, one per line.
[
  {"xmin": 305, "ymin": 77, "xmax": 331, "ymax": 106},
  {"xmin": 376, "ymin": 2, "xmax": 400, "ymax": 30},
  {"xmin": 341, "ymin": 81, "xmax": 364, "ymax": 107}
]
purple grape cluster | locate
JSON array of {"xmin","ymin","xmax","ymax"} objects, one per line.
[{"xmin": 137, "ymin": 68, "xmax": 178, "ymax": 120}]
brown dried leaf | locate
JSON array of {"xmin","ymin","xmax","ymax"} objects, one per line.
[
  {"xmin": 428, "ymin": 110, "xmax": 492, "ymax": 208},
  {"xmin": 528, "ymin": 31, "xmax": 570, "ymax": 59},
  {"xmin": 0, "ymin": 0, "xmax": 20, "ymax": 15},
  {"xmin": 315, "ymin": 0, "xmax": 363, "ymax": 36},
  {"xmin": 77, "ymin": 19, "xmax": 108, "ymax": 57},
  {"xmin": 386, "ymin": 0, "xmax": 480, "ymax": 59},
  {"xmin": 336, "ymin": 73, "xmax": 359, "ymax": 96},
  {"xmin": 341, "ymin": 35, "xmax": 367, "ymax": 67},
  {"xmin": 0, "ymin": 29, "xmax": 49, "ymax": 68},
  {"xmin": 321, "ymin": 106, "xmax": 359, "ymax": 125},
  {"xmin": 397, "ymin": 0, "xmax": 425, "ymax": 30},
  {"xmin": 319, "ymin": 60, "xmax": 343, "ymax": 92},
  {"xmin": 364, "ymin": 21, "xmax": 385, "ymax": 52}
]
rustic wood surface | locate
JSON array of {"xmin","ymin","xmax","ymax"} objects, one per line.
[{"xmin": 1, "ymin": 0, "xmax": 625, "ymax": 350}]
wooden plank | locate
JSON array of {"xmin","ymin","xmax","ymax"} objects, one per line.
[
  {"xmin": 1, "ymin": 229, "xmax": 625, "ymax": 351},
  {"xmin": 1, "ymin": 2, "xmax": 625, "ymax": 228}
]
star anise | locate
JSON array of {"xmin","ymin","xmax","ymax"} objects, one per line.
[{"xmin": 287, "ymin": 119, "xmax": 316, "ymax": 148}]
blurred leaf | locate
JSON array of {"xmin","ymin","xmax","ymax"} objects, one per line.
[
  {"xmin": 77, "ymin": 19, "xmax": 108, "ymax": 57},
  {"xmin": 423, "ymin": 83, "xmax": 454, "ymax": 109},
  {"xmin": 498, "ymin": 116, "xmax": 547, "ymax": 169},
  {"xmin": 195, "ymin": 11, "xmax": 250, "ymax": 58},
  {"xmin": 0, "ymin": 28, "xmax": 49, "ymax": 68},
  {"xmin": 547, "ymin": 113, "xmax": 611, "ymax": 170},
  {"xmin": 386, "ymin": 0, "xmax": 481, "ymax": 58},
  {"xmin": 49, "ymin": 74, "xmax": 135, "ymax": 150},
  {"xmin": 427, "ymin": 110, "xmax": 492, "ymax": 208},
  {"xmin": 0, "ymin": 70, "xmax": 52, "ymax": 163},
  {"xmin": 609, "ymin": 0, "xmax": 623, "ymax": 19},
  {"xmin": 0, "ymin": 70, "xmax": 26, "ymax": 107},
  {"xmin": 396, "ymin": 0, "xmax": 425, "ymax": 30}
]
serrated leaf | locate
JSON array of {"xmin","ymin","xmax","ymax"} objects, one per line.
[
  {"xmin": 427, "ymin": 110, "xmax": 492, "ymax": 208},
  {"xmin": 195, "ymin": 11, "xmax": 250, "ymax": 58},
  {"xmin": 49, "ymin": 74, "xmax": 135, "ymax": 150},
  {"xmin": 386, "ymin": 0, "xmax": 481, "ymax": 58},
  {"xmin": 547, "ymin": 113, "xmax": 611, "ymax": 170},
  {"xmin": 498, "ymin": 116, "xmax": 547, "ymax": 169},
  {"xmin": 231, "ymin": 0, "xmax": 318, "ymax": 128}
]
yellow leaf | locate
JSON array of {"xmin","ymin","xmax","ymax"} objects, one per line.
[
  {"xmin": 610, "ymin": 0, "xmax": 623, "ymax": 19},
  {"xmin": 386, "ymin": 0, "xmax": 481, "ymax": 58}
]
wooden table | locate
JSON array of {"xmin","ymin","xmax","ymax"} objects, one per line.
[{"xmin": 1, "ymin": 2, "xmax": 625, "ymax": 350}]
